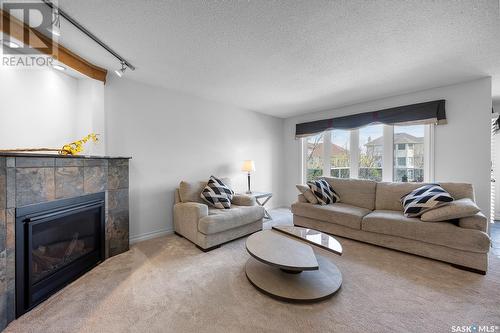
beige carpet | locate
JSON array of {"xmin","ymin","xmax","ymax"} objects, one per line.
[{"xmin": 5, "ymin": 233, "xmax": 500, "ymax": 333}]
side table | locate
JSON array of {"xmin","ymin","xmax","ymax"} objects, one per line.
[{"xmin": 245, "ymin": 192, "xmax": 272, "ymax": 220}]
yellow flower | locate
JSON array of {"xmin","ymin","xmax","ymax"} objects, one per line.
[{"xmin": 59, "ymin": 133, "xmax": 100, "ymax": 156}]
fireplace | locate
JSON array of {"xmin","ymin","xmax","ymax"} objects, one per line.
[{"xmin": 15, "ymin": 192, "xmax": 105, "ymax": 317}]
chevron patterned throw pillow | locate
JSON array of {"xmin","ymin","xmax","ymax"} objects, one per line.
[
  {"xmin": 200, "ymin": 176, "xmax": 235, "ymax": 209},
  {"xmin": 400, "ymin": 184, "xmax": 454, "ymax": 218},
  {"xmin": 307, "ymin": 179, "xmax": 340, "ymax": 205}
]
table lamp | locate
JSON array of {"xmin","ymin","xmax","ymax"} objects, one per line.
[{"xmin": 241, "ymin": 160, "xmax": 256, "ymax": 194}]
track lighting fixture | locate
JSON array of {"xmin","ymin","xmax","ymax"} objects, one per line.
[
  {"xmin": 114, "ymin": 62, "xmax": 127, "ymax": 77},
  {"xmin": 2, "ymin": 39, "xmax": 20, "ymax": 49},
  {"xmin": 52, "ymin": 64, "xmax": 66, "ymax": 71},
  {"xmin": 48, "ymin": 7, "xmax": 61, "ymax": 37},
  {"xmin": 43, "ymin": 1, "xmax": 135, "ymax": 73}
]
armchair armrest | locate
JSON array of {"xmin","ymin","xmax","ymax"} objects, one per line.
[
  {"xmin": 231, "ymin": 194, "xmax": 256, "ymax": 206},
  {"xmin": 173, "ymin": 202, "xmax": 209, "ymax": 241},
  {"xmin": 458, "ymin": 212, "xmax": 488, "ymax": 233},
  {"xmin": 174, "ymin": 202, "xmax": 209, "ymax": 221}
]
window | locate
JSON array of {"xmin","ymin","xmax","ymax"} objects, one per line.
[
  {"xmin": 305, "ymin": 133, "xmax": 324, "ymax": 181},
  {"xmin": 359, "ymin": 124, "xmax": 383, "ymax": 181},
  {"xmin": 393, "ymin": 125, "xmax": 425, "ymax": 182},
  {"xmin": 330, "ymin": 130, "xmax": 350, "ymax": 178},
  {"xmin": 302, "ymin": 124, "xmax": 433, "ymax": 183}
]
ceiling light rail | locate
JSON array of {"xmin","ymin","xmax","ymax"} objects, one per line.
[{"xmin": 42, "ymin": 0, "xmax": 135, "ymax": 74}]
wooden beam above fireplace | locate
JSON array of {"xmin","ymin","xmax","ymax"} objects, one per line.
[{"xmin": 0, "ymin": 9, "xmax": 108, "ymax": 83}]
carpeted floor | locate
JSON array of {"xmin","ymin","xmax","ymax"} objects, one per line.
[{"xmin": 5, "ymin": 214, "xmax": 500, "ymax": 333}]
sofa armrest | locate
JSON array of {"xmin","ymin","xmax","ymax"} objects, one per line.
[
  {"xmin": 173, "ymin": 202, "xmax": 209, "ymax": 240},
  {"xmin": 458, "ymin": 212, "xmax": 488, "ymax": 232},
  {"xmin": 231, "ymin": 194, "xmax": 256, "ymax": 206}
]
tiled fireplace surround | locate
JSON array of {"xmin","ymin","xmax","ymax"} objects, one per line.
[{"xmin": 0, "ymin": 154, "xmax": 130, "ymax": 329}]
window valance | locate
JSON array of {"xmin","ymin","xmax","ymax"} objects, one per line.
[{"xmin": 295, "ymin": 100, "xmax": 446, "ymax": 138}]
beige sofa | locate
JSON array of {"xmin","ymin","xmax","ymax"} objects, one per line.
[
  {"xmin": 292, "ymin": 178, "xmax": 491, "ymax": 274},
  {"xmin": 174, "ymin": 179, "xmax": 265, "ymax": 251}
]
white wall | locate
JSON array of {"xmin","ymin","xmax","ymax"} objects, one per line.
[
  {"xmin": 104, "ymin": 77, "xmax": 285, "ymax": 242},
  {"xmin": 0, "ymin": 67, "xmax": 105, "ymax": 155},
  {"xmin": 283, "ymin": 78, "xmax": 492, "ymax": 218},
  {"xmin": 493, "ymin": 102, "xmax": 500, "ymax": 221}
]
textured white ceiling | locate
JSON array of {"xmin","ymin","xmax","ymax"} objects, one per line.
[{"xmin": 56, "ymin": 0, "xmax": 500, "ymax": 118}]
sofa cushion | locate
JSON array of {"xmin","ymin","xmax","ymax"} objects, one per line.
[
  {"xmin": 323, "ymin": 177, "xmax": 376, "ymax": 210},
  {"xmin": 376, "ymin": 182, "xmax": 475, "ymax": 211},
  {"xmin": 307, "ymin": 179, "xmax": 339, "ymax": 205},
  {"xmin": 420, "ymin": 198, "xmax": 480, "ymax": 222},
  {"xmin": 401, "ymin": 184, "xmax": 453, "ymax": 217},
  {"xmin": 198, "ymin": 205, "xmax": 265, "ymax": 235},
  {"xmin": 362, "ymin": 210, "xmax": 490, "ymax": 253},
  {"xmin": 296, "ymin": 184, "xmax": 318, "ymax": 204},
  {"xmin": 291, "ymin": 202, "xmax": 371, "ymax": 230}
]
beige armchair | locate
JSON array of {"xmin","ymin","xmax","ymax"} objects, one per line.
[{"xmin": 173, "ymin": 179, "xmax": 264, "ymax": 251}]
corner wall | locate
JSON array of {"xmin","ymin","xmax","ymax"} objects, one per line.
[
  {"xmin": 283, "ymin": 78, "xmax": 492, "ymax": 217},
  {"xmin": 0, "ymin": 68, "xmax": 105, "ymax": 155},
  {"xmin": 104, "ymin": 77, "xmax": 285, "ymax": 242}
]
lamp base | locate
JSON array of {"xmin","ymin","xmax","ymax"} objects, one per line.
[
  {"xmin": 246, "ymin": 173, "xmax": 252, "ymax": 194},
  {"xmin": 246, "ymin": 191, "xmax": 253, "ymax": 194}
]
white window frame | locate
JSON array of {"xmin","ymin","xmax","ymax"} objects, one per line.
[{"xmin": 301, "ymin": 124, "xmax": 435, "ymax": 183}]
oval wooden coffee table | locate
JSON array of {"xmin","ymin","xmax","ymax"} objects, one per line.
[{"xmin": 245, "ymin": 226, "xmax": 342, "ymax": 303}]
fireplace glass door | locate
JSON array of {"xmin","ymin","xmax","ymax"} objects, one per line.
[
  {"xmin": 30, "ymin": 206, "xmax": 101, "ymax": 284},
  {"xmin": 16, "ymin": 193, "xmax": 105, "ymax": 317}
]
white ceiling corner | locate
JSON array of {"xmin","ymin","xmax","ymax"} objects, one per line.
[{"xmin": 56, "ymin": 0, "xmax": 500, "ymax": 118}]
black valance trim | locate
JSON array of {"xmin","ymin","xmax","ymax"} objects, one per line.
[{"xmin": 295, "ymin": 100, "xmax": 446, "ymax": 138}]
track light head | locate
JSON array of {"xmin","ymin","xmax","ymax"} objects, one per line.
[
  {"xmin": 53, "ymin": 64, "xmax": 66, "ymax": 71},
  {"xmin": 114, "ymin": 62, "xmax": 127, "ymax": 77}
]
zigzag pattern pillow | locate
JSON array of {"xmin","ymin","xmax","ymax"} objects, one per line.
[
  {"xmin": 307, "ymin": 179, "xmax": 340, "ymax": 205},
  {"xmin": 200, "ymin": 176, "xmax": 235, "ymax": 209},
  {"xmin": 400, "ymin": 184, "xmax": 454, "ymax": 217}
]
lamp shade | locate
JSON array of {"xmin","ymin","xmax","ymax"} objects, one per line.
[{"xmin": 241, "ymin": 160, "xmax": 255, "ymax": 173}]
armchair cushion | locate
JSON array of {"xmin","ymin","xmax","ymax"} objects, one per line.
[
  {"xmin": 179, "ymin": 181, "xmax": 206, "ymax": 204},
  {"xmin": 179, "ymin": 177, "xmax": 232, "ymax": 204},
  {"xmin": 231, "ymin": 194, "xmax": 256, "ymax": 206},
  {"xmin": 199, "ymin": 205, "xmax": 265, "ymax": 235}
]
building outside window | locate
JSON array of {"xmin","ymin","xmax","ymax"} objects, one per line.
[
  {"xmin": 393, "ymin": 125, "xmax": 425, "ymax": 182},
  {"xmin": 359, "ymin": 125, "xmax": 384, "ymax": 181},
  {"xmin": 303, "ymin": 124, "xmax": 431, "ymax": 183},
  {"xmin": 306, "ymin": 134, "xmax": 323, "ymax": 181},
  {"xmin": 330, "ymin": 130, "xmax": 350, "ymax": 179}
]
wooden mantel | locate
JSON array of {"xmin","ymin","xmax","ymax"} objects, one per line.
[{"xmin": 0, "ymin": 9, "xmax": 108, "ymax": 83}]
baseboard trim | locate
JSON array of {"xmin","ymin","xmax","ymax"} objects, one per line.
[{"xmin": 130, "ymin": 228, "xmax": 174, "ymax": 244}]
